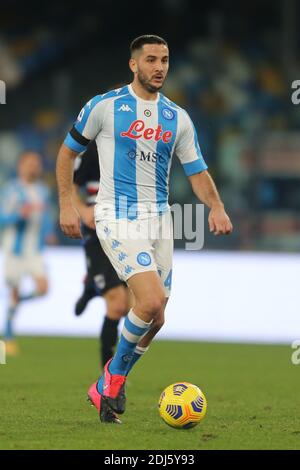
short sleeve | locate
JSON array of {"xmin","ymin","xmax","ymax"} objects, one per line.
[
  {"xmin": 175, "ymin": 110, "xmax": 208, "ymax": 176},
  {"xmin": 64, "ymin": 95, "xmax": 105, "ymax": 153}
]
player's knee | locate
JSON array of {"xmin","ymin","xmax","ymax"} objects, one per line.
[{"xmin": 141, "ymin": 293, "xmax": 165, "ymax": 318}]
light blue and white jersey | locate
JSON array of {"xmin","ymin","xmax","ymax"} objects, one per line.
[
  {"xmin": 0, "ymin": 179, "xmax": 54, "ymax": 256},
  {"xmin": 64, "ymin": 84, "xmax": 207, "ymax": 218}
]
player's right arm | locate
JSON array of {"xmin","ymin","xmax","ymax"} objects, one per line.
[
  {"xmin": 56, "ymin": 95, "xmax": 103, "ymax": 238},
  {"xmin": 56, "ymin": 144, "xmax": 82, "ymax": 238}
]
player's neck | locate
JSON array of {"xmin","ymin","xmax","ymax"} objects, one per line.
[{"xmin": 130, "ymin": 81, "xmax": 158, "ymax": 101}]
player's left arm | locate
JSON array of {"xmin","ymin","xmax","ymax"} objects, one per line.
[
  {"xmin": 188, "ymin": 170, "xmax": 233, "ymax": 235},
  {"xmin": 175, "ymin": 110, "xmax": 233, "ymax": 236}
]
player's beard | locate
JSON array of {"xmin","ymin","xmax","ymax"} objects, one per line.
[{"xmin": 137, "ymin": 70, "xmax": 164, "ymax": 94}]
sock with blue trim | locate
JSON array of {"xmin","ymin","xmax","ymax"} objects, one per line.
[{"xmin": 97, "ymin": 309, "xmax": 152, "ymax": 393}]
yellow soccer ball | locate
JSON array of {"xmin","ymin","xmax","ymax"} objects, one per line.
[{"xmin": 158, "ymin": 382, "xmax": 207, "ymax": 429}]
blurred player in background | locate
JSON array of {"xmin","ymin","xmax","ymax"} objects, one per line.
[
  {"xmin": 56, "ymin": 34, "xmax": 233, "ymax": 424},
  {"xmin": 0, "ymin": 151, "xmax": 55, "ymax": 355},
  {"xmin": 72, "ymin": 141, "xmax": 130, "ymax": 366}
]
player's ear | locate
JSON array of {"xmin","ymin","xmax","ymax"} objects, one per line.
[{"xmin": 129, "ymin": 58, "xmax": 137, "ymax": 74}]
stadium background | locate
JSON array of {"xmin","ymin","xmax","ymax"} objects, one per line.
[{"xmin": 0, "ymin": 0, "xmax": 299, "ymax": 450}]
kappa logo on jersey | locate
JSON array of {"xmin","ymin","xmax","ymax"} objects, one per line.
[
  {"xmin": 120, "ymin": 120, "xmax": 173, "ymax": 143},
  {"xmin": 118, "ymin": 104, "xmax": 133, "ymax": 112}
]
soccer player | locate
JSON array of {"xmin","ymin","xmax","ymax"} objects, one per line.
[
  {"xmin": 56, "ymin": 35, "xmax": 233, "ymax": 424},
  {"xmin": 0, "ymin": 151, "xmax": 55, "ymax": 355},
  {"xmin": 72, "ymin": 140, "xmax": 130, "ymax": 366}
]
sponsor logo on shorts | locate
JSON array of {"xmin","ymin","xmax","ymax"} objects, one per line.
[{"xmin": 137, "ymin": 252, "xmax": 151, "ymax": 266}]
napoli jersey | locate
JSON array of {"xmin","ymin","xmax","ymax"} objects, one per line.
[
  {"xmin": 64, "ymin": 84, "xmax": 207, "ymax": 219},
  {"xmin": 0, "ymin": 179, "xmax": 54, "ymax": 256}
]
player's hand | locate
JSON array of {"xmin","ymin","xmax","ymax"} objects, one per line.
[
  {"xmin": 60, "ymin": 205, "xmax": 82, "ymax": 239},
  {"xmin": 81, "ymin": 206, "xmax": 96, "ymax": 230},
  {"xmin": 208, "ymin": 203, "xmax": 233, "ymax": 236}
]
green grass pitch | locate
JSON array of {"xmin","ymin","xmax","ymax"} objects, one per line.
[{"xmin": 0, "ymin": 337, "xmax": 299, "ymax": 450}]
